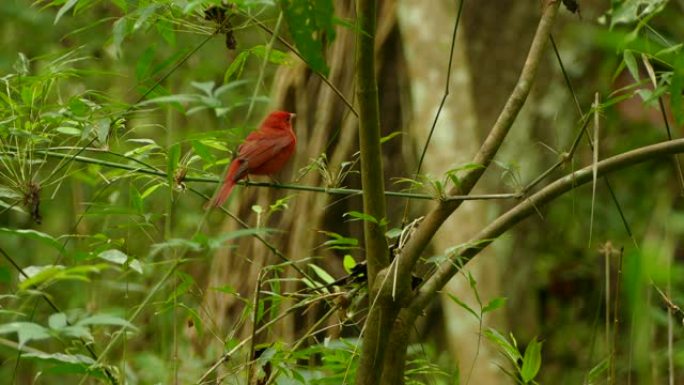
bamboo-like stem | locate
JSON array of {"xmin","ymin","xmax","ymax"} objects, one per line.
[
  {"xmin": 354, "ymin": 0, "xmax": 393, "ymax": 383},
  {"xmin": 355, "ymin": 0, "xmax": 389, "ymax": 286}
]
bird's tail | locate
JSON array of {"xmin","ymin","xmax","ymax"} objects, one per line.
[{"xmin": 208, "ymin": 161, "xmax": 240, "ymax": 208}]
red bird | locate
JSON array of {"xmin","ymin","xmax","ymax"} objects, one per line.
[{"xmin": 210, "ymin": 110, "xmax": 297, "ymax": 207}]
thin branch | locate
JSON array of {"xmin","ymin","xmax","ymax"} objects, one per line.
[
  {"xmin": 246, "ymin": 12, "xmax": 358, "ymax": 117},
  {"xmin": 0, "ymin": 149, "xmax": 516, "ymax": 201},
  {"xmin": 400, "ymin": 0, "xmax": 465, "ymax": 227},
  {"xmin": 551, "ymin": 34, "xmax": 638, "ymax": 247},
  {"xmin": 641, "ymin": 54, "xmax": 684, "ymax": 195}
]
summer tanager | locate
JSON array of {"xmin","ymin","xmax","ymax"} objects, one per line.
[{"xmin": 210, "ymin": 110, "xmax": 297, "ymax": 207}]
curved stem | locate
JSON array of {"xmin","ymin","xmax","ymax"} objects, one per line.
[{"xmin": 392, "ymin": 0, "xmax": 560, "ymax": 308}]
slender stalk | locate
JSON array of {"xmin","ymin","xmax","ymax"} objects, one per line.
[
  {"xmin": 0, "ymin": 149, "xmax": 515, "ymax": 202},
  {"xmin": 354, "ymin": 0, "xmax": 392, "ymax": 383}
]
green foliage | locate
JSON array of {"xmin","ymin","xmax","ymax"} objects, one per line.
[
  {"xmin": 280, "ymin": 0, "xmax": 335, "ymax": 75},
  {"xmin": 485, "ymin": 329, "xmax": 543, "ymax": 384},
  {"xmin": 1, "ymin": 0, "xmax": 683, "ymax": 384}
]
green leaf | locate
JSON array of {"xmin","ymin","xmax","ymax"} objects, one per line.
[
  {"xmin": 0, "ymin": 228, "xmax": 62, "ymax": 251},
  {"xmin": 77, "ymin": 314, "xmax": 138, "ymax": 331},
  {"xmin": 446, "ymin": 293, "xmax": 479, "ymax": 321},
  {"xmin": 166, "ymin": 272, "xmax": 194, "ymax": 304},
  {"xmin": 250, "ymin": 46, "xmax": 292, "ymax": 66},
  {"xmin": 130, "ymin": 185, "xmax": 144, "ymax": 214},
  {"xmin": 308, "ymin": 263, "xmax": 335, "ymax": 284},
  {"xmin": 385, "ymin": 227, "xmax": 402, "ymax": 239},
  {"xmin": 112, "ymin": 17, "xmax": 129, "ymax": 58},
  {"xmin": 587, "ymin": 357, "xmax": 609, "ymax": 384},
  {"xmin": 141, "ymin": 184, "xmax": 163, "ymax": 200},
  {"xmin": 521, "ymin": 338, "xmax": 542, "ymax": 383},
  {"xmin": 611, "ymin": 0, "xmax": 668, "ymax": 27},
  {"xmin": 482, "ymin": 297, "xmax": 507, "ymax": 314},
  {"xmin": 98, "ymin": 249, "xmax": 128, "ymax": 265},
  {"xmin": 191, "ymin": 81, "xmax": 216, "ymax": 96},
  {"xmin": 135, "ymin": 46, "xmax": 156, "ymax": 81},
  {"xmin": 19, "ymin": 264, "xmax": 109, "ymax": 290},
  {"xmin": 342, "ymin": 255, "xmax": 356, "ymax": 274},
  {"xmin": 224, "ymin": 50, "xmax": 250, "ymax": 82},
  {"xmin": 49, "ymin": 313, "xmax": 68, "ymax": 330},
  {"xmin": 128, "ymin": 259, "xmax": 143, "ymax": 274},
  {"xmin": 319, "ymin": 231, "xmax": 358, "ymax": 250},
  {"xmin": 280, "ymin": 0, "xmax": 335, "ymax": 75},
  {"xmin": 380, "ymin": 131, "xmax": 402, "ymax": 144},
  {"xmin": 343, "ymin": 211, "xmax": 378, "ymax": 224},
  {"xmin": 192, "ymin": 140, "xmax": 216, "ymax": 163},
  {"xmin": 55, "ymin": 0, "xmax": 78, "ymax": 24},
  {"xmin": 23, "ymin": 351, "xmax": 95, "ymax": 366},
  {"xmin": 149, "ymin": 238, "xmax": 203, "ymax": 257},
  {"xmin": 140, "ymin": 94, "xmax": 199, "ymax": 107},
  {"xmin": 56, "ymin": 126, "xmax": 82, "ymax": 136},
  {"xmin": 623, "ymin": 50, "xmax": 639, "ymax": 82},
  {"xmin": 156, "ymin": 17, "xmax": 176, "ymax": 46},
  {"xmin": 133, "ymin": 4, "xmax": 160, "ymax": 31},
  {"xmin": 484, "ymin": 329, "xmax": 521, "ymax": 364},
  {"xmin": 0, "ymin": 322, "xmax": 51, "ymax": 348}
]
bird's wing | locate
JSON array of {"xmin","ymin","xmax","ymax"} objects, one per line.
[{"xmin": 237, "ymin": 132, "xmax": 293, "ymax": 170}]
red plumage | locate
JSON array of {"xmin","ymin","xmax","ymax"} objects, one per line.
[{"xmin": 210, "ymin": 110, "xmax": 297, "ymax": 207}]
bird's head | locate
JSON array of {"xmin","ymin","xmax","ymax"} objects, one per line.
[{"xmin": 263, "ymin": 110, "xmax": 296, "ymax": 131}]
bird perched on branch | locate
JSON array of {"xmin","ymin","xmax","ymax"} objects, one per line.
[{"xmin": 210, "ymin": 110, "xmax": 297, "ymax": 207}]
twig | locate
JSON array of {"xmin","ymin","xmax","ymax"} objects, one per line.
[
  {"xmin": 400, "ymin": 0, "xmax": 465, "ymax": 227},
  {"xmin": 0, "ymin": 149, "xmax": 519, "ymax": 203},
  {"xmin": 641, "ymin": 54, "xmax": 684, "ymax": 195},
  {"xmin": 246, "ymin": 12, "xmax": 358, "ymax": 117}
]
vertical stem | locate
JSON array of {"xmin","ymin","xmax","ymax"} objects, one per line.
[
  {"xmin": 355, "ymin": 0, "xmax": 389, "ymax": 286},
  {"xmin": 354, "ymin": 0, "xmax": 391, "ymax": 384}
]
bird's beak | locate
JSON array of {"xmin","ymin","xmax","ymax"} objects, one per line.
[{"xmin": 290, "ymin": 113, "xmax": 296, "ymax": 120}]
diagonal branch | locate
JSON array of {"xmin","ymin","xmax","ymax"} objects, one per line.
[
  {"xmin": 391, "ymin": 0, "xmax": 561, "ymax": 296},
  {"xmin": 410, "ymin": 138, "xmax": 684, "ymax": 313}
]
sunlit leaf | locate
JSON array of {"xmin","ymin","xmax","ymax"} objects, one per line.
[
  {"xmin": 308, "ymin": 263, "xmax": 335, "ymax": 284},
  {"xmin": 55, "ymin": 0, "xmax": 78, "ymax": 25},
  {"xmin": 98, "ymin": 249, "xmax": 128, "ymax": 265},
  {"xmin": 521, "ymin": 338, "xmax": 542, "ymax": 383},
  {"xmin": 482, "ymin": 297, "xmax": 507, "ymax": 314},
  {"xmin": 49, "ymin": 313, "xmax": 68, "ymax": 330},
  {"xmin": 342, "ymin": 254, "xmax": 356, "ymax": 274},
  {"xmin": 0, "ymin": 228, "xmax": 62, "ymax": 251}
]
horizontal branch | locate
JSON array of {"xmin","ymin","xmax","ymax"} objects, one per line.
[
  {"xmin": 409, "ymin": 138, "xmax": 684, "ymax": 313},
  {"xmin": 0, "ymin": 149, "xmax": 516, "ymax": 202}
]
